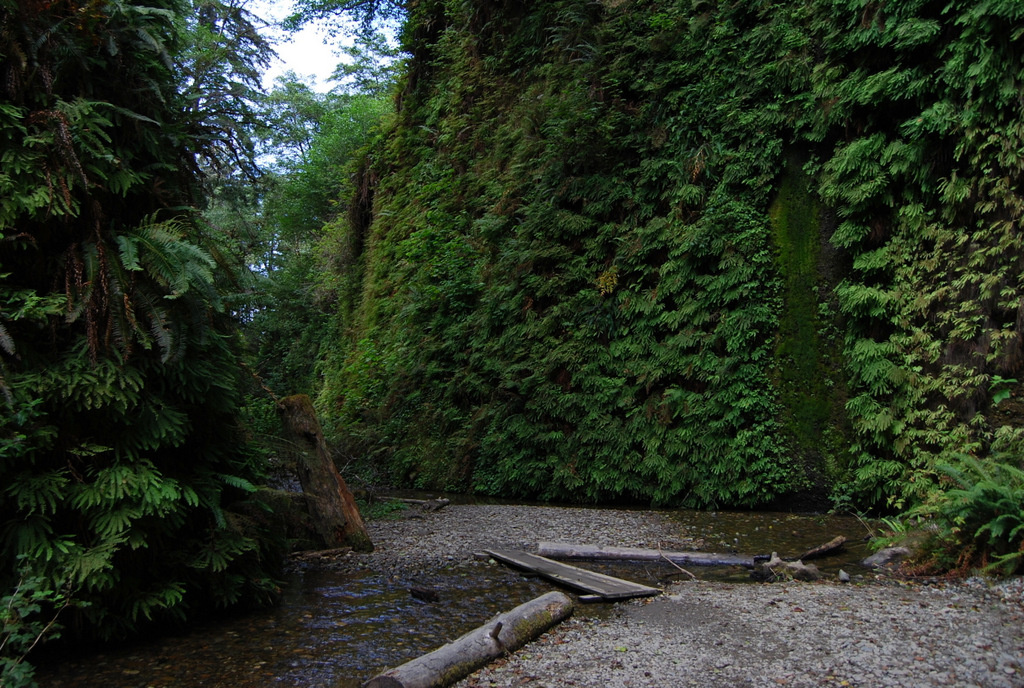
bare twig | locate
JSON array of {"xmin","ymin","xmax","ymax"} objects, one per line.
[
  {"xmin": 658, "ymin": 542, "xmax": 696, "ymax": 580},
  {"xmin": 490, "ymin": 621, "xmax": 508, "ymax": 654},
  {"xmin": 849, "ymin": 510, "xmax": 878, "ymax": 539}
]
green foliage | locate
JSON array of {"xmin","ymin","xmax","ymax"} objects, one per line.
[
  {"xmin": 177, "ymin": 0, "xmax": 274, "ymax": 181},
  {"xmin": 330, "ymin": 31, "xmax": 406, "ymax": 97},
  {"xmin": 0, "ymin": 0, "xmax": 284, "ymax": 671},
  {"xmin": 990, "ymin": 377, "xmax": 1017, "ymax": 406},
  {"xmin": 769, "ymin": 154, "xmax": 851, "ymax": 496},
  {"xmin": 309, "ymin": 0, "xmax": 1024, "ymax": 516},
  {"xmin": 283, "ymin": 0, "xmax": 404, "ymax": 35},
  {"xmin": 809, "ymin": 0, "xmax": 1024, "ymax": 509},
  {"xmin": 316, "ymin": 0, "xmax": 818, "ymax": 507},
  {"xmin": 912, "ymin": 455, "xmax": 1024, "ymax": 575},
  {"xmin": 1, "ymin": 559, "xmax": 75, "ymax": 688},
  {"xmin": 359, "ymin": 498, "xmax": 408, "ymax": 521},
  {"xmin": 227, "ymin": 76, "xmax": 391, "ymax": 397}
]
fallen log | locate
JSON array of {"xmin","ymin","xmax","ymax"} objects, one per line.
[
  {"xmin": 396, "ymin": 498, "xmax": 451, "ymax": 512},
  {"xmin": 537, "ymin": 542, "xmax": 761, "ymax": 568},
  {"xmin": 797, "ymin": 535, "xmax": 847, "ymax": 561},
  {"xmin": 362, "ymin": 591, "xmax": 573, "ymax": 688},
  {"xmin": 290, "ymin": 546, "xmax": 352, "ymax": 562}
]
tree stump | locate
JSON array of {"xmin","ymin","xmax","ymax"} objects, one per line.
[{"xmin": 278, "ymin": 394, "xmax": 372, "ymax": 552}]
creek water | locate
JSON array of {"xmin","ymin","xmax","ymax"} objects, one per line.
[
  {"xmin": 38, "ymin": 565, "xmax": 553, "ymax": 688},
  {"xmin": 36, "ymin": 508, "xmax": 873, "ymax": 688}
]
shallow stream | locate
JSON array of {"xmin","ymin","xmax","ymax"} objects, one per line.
[
  {"xmin": 36, "ymin": 507, "xmax": 874, "ymax": 688},
  {"xmin": 38, "ymin": 565, "xmax": 553, "ymax": 688}
]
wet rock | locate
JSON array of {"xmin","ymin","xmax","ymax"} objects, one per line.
[
  {"xmin": 410, "ymin": 586, "xmax": 441, "ymax": 603},
  {"xmin": 838, "ymin": 569, "xmax": 850, "ymax": 583},
  {"xmin": 861, "ymin": 546, "xmax": 911, "ymax": 569}
]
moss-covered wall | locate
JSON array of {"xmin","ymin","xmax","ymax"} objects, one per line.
[
  {"xmin": 769, "ymin": 153, "xmax": 851, "ymax": 505},
  {"xmin": 316, "ymin": 0, "xmax": 1024, "ymax": 510}
]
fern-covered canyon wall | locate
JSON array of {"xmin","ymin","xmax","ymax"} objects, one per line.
[{"xmin": 318, "ymin": 0, "xmax": 1024, "ymax": 510}]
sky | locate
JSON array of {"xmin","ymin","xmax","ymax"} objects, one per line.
[{"xmin": 248, "ymin": 0, "xmax": 352, "ymax": 92}]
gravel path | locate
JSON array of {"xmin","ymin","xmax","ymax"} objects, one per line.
[{"xmin": 353, "ymin": 504, "xmax": 1024, "ymax": 688}]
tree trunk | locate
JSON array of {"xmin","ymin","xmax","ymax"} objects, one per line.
[
  {"xmin": 537, "ymin": 541, "xmax": 760, "ymax": 568},
  {"xmin": 278, "ymin": 394, "xmax": 372, "ymax": 552},
  {"xmin": 363, "ymin": 591, "xmax": 574, "ymax": 688}
]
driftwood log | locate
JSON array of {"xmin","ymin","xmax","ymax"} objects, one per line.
[
  {"xmin": 798, "ymin": 535, "xmax": 847, "ymax": 561},
  {"xmin": 754, "ymin": 552, "xmax": 821, "ymax": 582},
  {"xmin": 397, "ymin": 498, "xmax": 451, "ymax": 512},
  {"xmin": 537, "ymin": 542, "xmax": 761, "ymax": 568},
  {"xmin": 485, "ymin": 548, "xmax": 660, "ymax": 600},
  {"xmin": 278, "ymin": 394, "xmax": 372, "ymax": 552},
  {"xmin": 362, "ymin": 591, "xmax": 574, "ymax": 688}
]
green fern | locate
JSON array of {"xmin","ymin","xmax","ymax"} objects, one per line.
[
  {"xmin": 1, "ymin": 0, "xmax": 284, "ymax": 667},
  {"xmin": 912, "ymin": 455, "xmax": 1024, "ymax": 575}
]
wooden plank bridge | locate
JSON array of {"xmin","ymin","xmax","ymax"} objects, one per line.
[{"xmin": 484, "ymin": 548, "xmax": 661, "ymax": 601}]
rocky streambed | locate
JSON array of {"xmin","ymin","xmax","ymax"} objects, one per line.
[
  {"xmin": 355, "ymin": 503, "xmax": 1024, "ymax": 688},
  {"xmin": 457, "ymin": 576, "xmax": 1024, "ymax": 688},
  {"xmin": 39, "ymin": 503, "xmax": 1024, "ymax": 688}
]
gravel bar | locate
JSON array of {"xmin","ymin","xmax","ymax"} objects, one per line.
[
  {"xmin": 347, "ymin": 504, "xmax": 1024, "ymax": 688},
  {"xmin": 361, "ymin": 504, "xmax": 697, "ymax": 571}
]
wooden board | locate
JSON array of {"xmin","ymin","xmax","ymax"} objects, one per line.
[
  {"xmin": 537, "ymin": 541, "xmax": 761, "ymax": 568},
  {"xmin": 484, "ymin": 548, "xmax": 661, "ymax": 601}
]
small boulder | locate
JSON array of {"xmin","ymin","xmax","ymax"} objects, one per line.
[
  {"xmin": 410, "ymin": 586, "xmax": 441, "ymax": 603},
  {"xmin": 861, "ymin": 546, "xmax": 911, "ymax": 569},
  {"xmin": 838, "ymin": 569, "xmax": 850, "ymax": 583}
]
